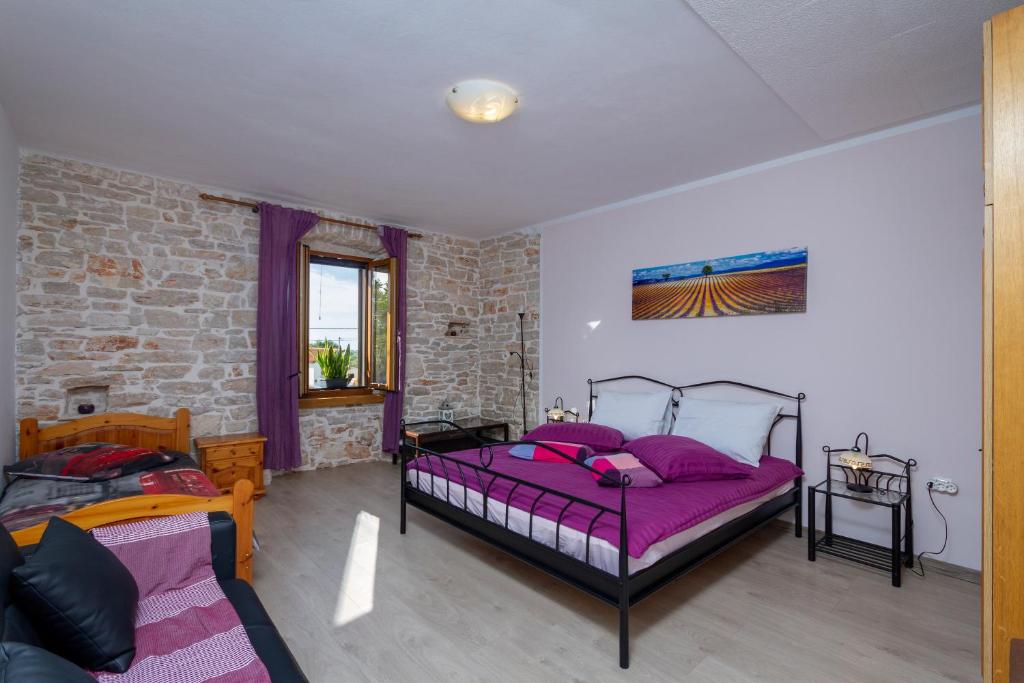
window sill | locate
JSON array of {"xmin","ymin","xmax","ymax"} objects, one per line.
[{"xmin": 299, "ymin": 392, "xmax": 386, "ymax": 409}]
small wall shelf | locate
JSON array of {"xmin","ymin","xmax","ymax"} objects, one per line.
[{"xmin": 445, "ymin": 321, "xmax": 470, "ymax": 337}]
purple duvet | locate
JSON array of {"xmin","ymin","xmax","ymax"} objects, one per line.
[{"xmin": 406, "ymin": 445, "xmax": 802, "ymax": 559}]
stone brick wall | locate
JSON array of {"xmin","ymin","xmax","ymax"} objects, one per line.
[
  {"xmin": 294, "ymin": 223, "xmax": 482, "ymax": 467},
  {"xmin": 478, "ymin": 231, "xmax": 541, "ymax": 438},
  {"xmin": 15, "ymin": 153, "xmax": 539, "ymax": 467}
]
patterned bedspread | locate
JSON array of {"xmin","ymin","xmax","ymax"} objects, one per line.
[
  {"xmin": 0, "ymin": 455, "xmax": 220, "ymax": 532},
  {"xmin": 91, "ymin": 512, "xmax": 271, "ymax": 682}
]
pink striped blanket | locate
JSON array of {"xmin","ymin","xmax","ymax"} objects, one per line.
[{"xmin": 90, "ymin": 512, "xmax": 270, "ymax": 683}]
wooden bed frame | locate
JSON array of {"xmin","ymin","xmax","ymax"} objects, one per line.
[{"xmin": 12, "ymin": 408, "xmax": 256, "ymax": 583}]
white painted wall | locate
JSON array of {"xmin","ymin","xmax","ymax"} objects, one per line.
[
  {"xmin": 0, "ymin": 102, "xmax": 18, "ymax": 465},
  {"xmin": 540, "ymin": 112, "xmax": 982, "ymax": 570}
]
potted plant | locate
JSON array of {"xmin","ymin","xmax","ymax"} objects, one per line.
[{"xmin": 315, "ymin": 341, "xmax": 354, "ymax": 389}]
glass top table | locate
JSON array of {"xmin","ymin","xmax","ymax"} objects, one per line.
[{"xmin": 809, "ymin": 479, "xmax": 908, "ymax": 507}]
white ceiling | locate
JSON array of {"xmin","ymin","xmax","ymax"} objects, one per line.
[
  {"xmin": 686, "ymin": 0, "xmax": 1012, "ymax": 140},
  {"xmin": 0, "ymin": 1, "xmax": 1008, "ymax": 237}
]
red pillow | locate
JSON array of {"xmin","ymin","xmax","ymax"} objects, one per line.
[
  {"xmin": 509, "ymin": 441, "xmax": 592, "ymax": 462},
  {"xmin": 4, "ymin": 443, "xmax": 178, "ymax": 482},
  {"xmin": 624, "ymin": 435, "xmax": 754, "ymax": 482},
  {"xmin": 522, "ymin": 422, "xmax": 624, "ymax": 453}
]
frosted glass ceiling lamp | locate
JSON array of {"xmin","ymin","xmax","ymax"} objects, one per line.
[{"xmin": 446, "ymin": 79, "xmax": 519, "ymax": 123}]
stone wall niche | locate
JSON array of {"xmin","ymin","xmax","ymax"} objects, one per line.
[{"xmin": 63, "ymin": 385, "xmax": 109, "ymax": 420}]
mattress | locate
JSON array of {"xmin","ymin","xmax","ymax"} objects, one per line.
[{"xmin": 405, "ymin": 445, "xmax": 801, "ymax": 575}]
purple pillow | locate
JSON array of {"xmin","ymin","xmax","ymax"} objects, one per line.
[
  {"xmin": 523, "ymin": 422, "xmax": 624, "ymax": 453},
  {"xmin": 624, "ymin": 435, "xmax": 755, "ymax": 483}
]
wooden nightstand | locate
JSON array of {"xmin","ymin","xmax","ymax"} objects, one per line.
[{"xmin": 194, "ymin": 433, "xmax": 267, "ymax": 499}]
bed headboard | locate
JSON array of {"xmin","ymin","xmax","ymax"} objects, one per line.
[
  {"xmin": 586, "ymin": 376, "xmax": 804, "ymax": 468},
  {"xmin": 18, "ymin": 408, "xmax": 191, "ymax": 460}
]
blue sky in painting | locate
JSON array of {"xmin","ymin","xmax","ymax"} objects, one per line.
[{"xmin": 632, "ymin": 247, "xmax": 807, "ymax": 285}]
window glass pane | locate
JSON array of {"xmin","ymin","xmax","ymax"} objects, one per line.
[
  {"xmin": 371, "ymin": 264, "xmax": 390, "ymax": 386},
  {"xmin": 308, "ymin": 258, "xmax": 364, "ymax": 390}
]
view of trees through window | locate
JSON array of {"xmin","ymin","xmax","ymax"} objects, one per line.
[
  {"xmin": 371, "ymin": 264, "xmax": 390, "ymax": 386},
  {"xmin": 302, "ymin": 251, "xmax": 395, "ymax": 396},
  {"xmin": 308, "ymin": 257, "xmax": 364, "ymax": 390}
]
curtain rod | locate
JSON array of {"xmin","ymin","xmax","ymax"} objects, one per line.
[{"xmin": 198, "ymin": 193, "xmax": 423, "ymax": 239}]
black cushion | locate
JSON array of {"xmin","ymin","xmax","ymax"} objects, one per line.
[
  {"xmin": 220, "ymin": 579, "xmax": 308, "ymax": 683},
  {"xmin": 0, "ymin": 526, "xmax": 41, "ymax": 646},
  {"xmin": 1, "ymin": 607, "xmax": 41, "ymax": 647},
  {"xmin": 0, "ymin": 524, "xmax": 24, "ymax": 640},
  {"xmin": 11, "ymin": 517, "xmax": 138, "ymax": 673},
  {"xmin": 0, "ymin": 641, "xmax": 95, "ymax": 682},
  {"xmin": 209, "ymin": 512, "xmax": 237, "ymax": 581},
  {"xmin": 0, "ymin": 525, "xmax": 23, "ymax": 595}
]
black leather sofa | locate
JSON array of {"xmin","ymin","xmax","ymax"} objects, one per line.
[{"xmin": 1, "ymin": 512, "xmax": 308, "ymax": 682}]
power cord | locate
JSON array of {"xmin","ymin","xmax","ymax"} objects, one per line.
[{"xmin": 907, "ymin": 481, "xmax": 949, "ymax": 578}]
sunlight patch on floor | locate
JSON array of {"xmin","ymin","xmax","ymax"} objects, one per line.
[{"xmin": 333, "ymin": 510, "xmax": 379, "ymax": 627}]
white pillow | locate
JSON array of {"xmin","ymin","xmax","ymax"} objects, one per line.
[
  {"xmin": 590, "ymin": 389, "xmax": 672, "ymax": 441},
  {"xmin": 670, "ymin": 397, "xmax": 783, "ymax": 466}
]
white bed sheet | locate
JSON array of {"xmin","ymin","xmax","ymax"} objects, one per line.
[{"xmin": 406, "ymin": 469, "xmax": 793, "ymax": 575}]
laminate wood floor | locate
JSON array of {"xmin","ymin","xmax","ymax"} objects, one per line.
[{"xmin": 254, "ymin": 463, "xmax": 979, "ymax": 683}]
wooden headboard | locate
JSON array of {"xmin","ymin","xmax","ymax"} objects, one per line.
[{"xmin": 18, "ymin": 408, "xmax": 191, "ymax": 460}]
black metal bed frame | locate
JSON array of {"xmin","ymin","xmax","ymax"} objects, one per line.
[{"xmin": 399, "ymin": 376, "xmax": 805, "ymax": 669}]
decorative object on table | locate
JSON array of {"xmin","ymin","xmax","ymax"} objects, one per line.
[
  {"xmin": 507, "ymin": 311, "xmax": 534, "ymax": 434},
  {"xmin": 402, "ymin": 417, "xmax": 510, "ymax": 455},
  {"xmin": 631, "ymin": 246, "xmax": 807, "ymax": 320},
  {"xmin": 833, "ymin": 431, "xmax": 874, "ymax": 493},
  {"xmin": 315, "ymin": 341, "xmax": 353, "ymax": 389},
  {"xmin": 808, "ymin": 432, "xmax": 916, "ymax": 587},
  {"xmin": 545, "ymin": 396, "xmax": 580, "ymax": 423},
  {"xmin": 439, "ymin": 397, "xmax": 455, "ymax": 423},
  {"xmin": 194, "ymin": 432, "xmax": 267, "ymax": 499}
]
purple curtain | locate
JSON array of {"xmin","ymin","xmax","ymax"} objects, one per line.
[
  {"xmin": 256, "ymin": 202, "xmax": 320, "ymax": 470},
  {"xmin": 378, "ymin": 226, "xmax": 408, "ymax": 454}
]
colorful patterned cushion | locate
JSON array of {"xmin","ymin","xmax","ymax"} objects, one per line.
[
  {"xmin": 4, "ymin": 443, "xmax": 178, "ymax": 483},
  {"xmin": 585, "ymin": 453, "xmax": 662, "ymax": 488},
  {"xmin": 522, "ymin": 423, "xmax": 624, "ymax": 453},
  {"xmin": 508, "ymin": 441, "xmax": 593, "ymax": 463},
  {"xmin": 625, "ymin": 434, "xmax": 755, "ymax": 483}
]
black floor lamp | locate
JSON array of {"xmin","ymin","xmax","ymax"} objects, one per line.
[{"xmin": 508, "ymin": 312, "xmax": 533, "ymax": 434}]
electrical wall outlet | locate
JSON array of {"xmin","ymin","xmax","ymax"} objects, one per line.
[{"xmin": 928, "ymin": 477, "xmax": 959, "ymax": 494}]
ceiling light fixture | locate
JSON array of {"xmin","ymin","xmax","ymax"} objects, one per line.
[{"xmin": 446, "ymin": 79, "xmax": 519, "ymax": 123}]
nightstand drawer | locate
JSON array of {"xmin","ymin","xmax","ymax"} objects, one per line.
[
  {"xmin": 207, "ymin": 460, "xmax": 260, "ymax": 493},
  {"xmin": 205, "ymin": 443, "xmax": 261, "ymax": 462}
]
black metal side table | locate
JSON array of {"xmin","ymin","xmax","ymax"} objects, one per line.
[
  {"xmin": 807, "ymin": 433, "xmax": 915, "ymax": 587},
  {"xmin": 398, "ymin": 417, "xmax": 510, "ymax": 463}
]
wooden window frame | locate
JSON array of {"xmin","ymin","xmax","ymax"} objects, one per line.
[
  {"xmin": 368, "ymin": 256, "xmax": 398, "ymax": 392},
  {"xmin": 297, "ymin": 245, "xmax": 396, "ymax": 409}
]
